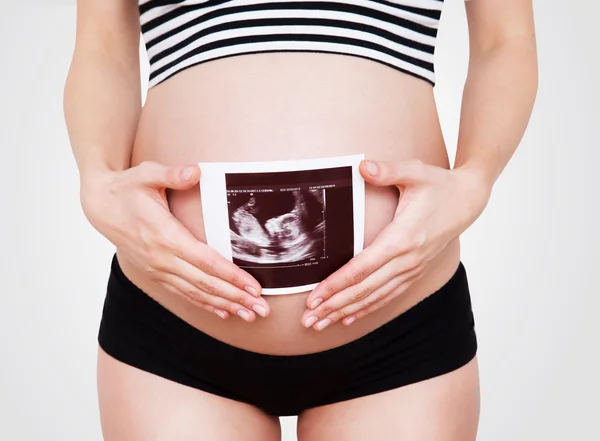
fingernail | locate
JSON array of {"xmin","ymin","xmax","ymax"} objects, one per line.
[
  {"xmin": 316, "ymin": 318, "xmax": 331, "ymax": 331},
  {"xmin": 214, "ymin": 309, "xmax": 227, "ymax": 320},
  {"xmin": 304, "ymin": 316, "xmax": 318, "ymax": 328},
  {"xmin": 309, "ymin": 298, "xmax": 323, "ymax": 309},
  {"xmin": 344, "ymin": 316, "xmax": 356, "ymax": 326},
  {"xmin": 182, "ymin": 167, "xmax": 194, "ymax": 181},
  {"xmin": 252, "ymin": 304, "xmax": 266, "ymax": 317},
  {"xmin": 237, "ymin": 309, "xmax": 252, "ymax": 322},
  {"xmin": 245, "ymin": 286, "xmax": 258, "ymax": 297},
  {"xmin": 366, "ymin": 161, "xmax": 378, "ymax": 176}
]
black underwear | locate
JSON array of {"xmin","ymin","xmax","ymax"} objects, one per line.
[{"xmin": 98, "ymin": 253, "xmax": 477, "ymax": 416}]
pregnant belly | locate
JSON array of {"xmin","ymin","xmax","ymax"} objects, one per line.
[{"xmin": 122, "ymin": 53, "xmax": 461, "ymax": 355}]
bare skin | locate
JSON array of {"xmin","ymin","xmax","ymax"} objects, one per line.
[{"xmin": 64, "ymin": 0, "xmax": 536, "ymax": 439}]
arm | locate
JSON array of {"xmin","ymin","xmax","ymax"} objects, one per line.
[
  {"xmin": 454, "ymin": 0, "xmax": 538, "ymax": 189},
  {"xmin": 63, "ymin": 0, "xmax": 270, "ymax": 322},
  {"xmin": 63, "ymin": 0, "xmax": 141, "ymax": 183},
  {"xmin": 300, "ymin": 0, "xmax": 538, "ymax": 329}
]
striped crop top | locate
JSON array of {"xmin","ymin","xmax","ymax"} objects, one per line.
[{"xmin": 139, "ymin": 0, "xmax": 448, "ymax": 90}]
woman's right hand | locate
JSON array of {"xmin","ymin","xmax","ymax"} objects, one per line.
[{"xmin": 79, "ymin": 161, "xmax": 270, "ymax": 322}]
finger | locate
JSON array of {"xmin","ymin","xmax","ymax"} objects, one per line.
[
  {"xmin": 344, "ymin": 268, "xmax": 425, "ymax": 323},
  {"xmin": 304, "ymin": 245, "xmax": 388, "ymax": 311},
  {"xmin": 170, "ymin": 255, "xmax": 270, "ymax": 318},
  {"xmin": 135, "ymin": 161, "xmax": 201, "ymax": 190},
  {"xmin": 159, "ymin": 271, "xmax": 258, "ymax": 322},
  {"xmin": 168, "ymin": 224, "xmax": 263, "ymax": 298},
  {"xmin": 305, "ymin": 223, "xmax": 403, "ymax": 309},
  {"xmin": 331, "ymin": 267, "xmax": 423, "ymax": 328},
  {"xmin": 302, "ymin": 255, "xmax": 401, "ymax": 327},
  {"xmin": 359, "ymin": 159, "xmax": 426, "ymax": 187},
  {"xmin": 157, "ymin": 279, "xmax": 229, "ymax": 320},
  {"xmin": 306, "ymin": 259, "xmax": 424, "ymax": 330}
]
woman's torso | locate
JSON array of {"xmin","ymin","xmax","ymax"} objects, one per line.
[{"xmin": 118, "ymin": 19, "xmax": 460, "ymax": 355}]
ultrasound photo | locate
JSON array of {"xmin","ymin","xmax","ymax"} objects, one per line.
[
  {"xmin": 228, "ymin": 189, "xmax": 325, "ymax": 264},
  {"xmin": 225, "ymin": 167, "xmax": 355, "ymax": 290}
]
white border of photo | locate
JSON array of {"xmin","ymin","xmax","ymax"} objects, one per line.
[{"xmin": 198, "ymin": 154, "xmax": 366, "ymax": 295}]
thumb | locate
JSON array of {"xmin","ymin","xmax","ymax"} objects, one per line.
[
  {"xmin": 136, "ymin": 161, "xmax": 200, "ymax": 190},
  {"xmin": 359, "ymin": 159, "xmax": 423, "ymax": 187}
]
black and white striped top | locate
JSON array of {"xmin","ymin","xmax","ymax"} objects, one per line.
[{"xmin": 139, "ymin": 0, "xmax": 446, "ymax": 89}]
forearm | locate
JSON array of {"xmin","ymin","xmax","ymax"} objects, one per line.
[
  {"xmin": 63, "ymin": 25, "xmax": 141, "ymax": 185},
  {"xmin": 453, "ymin": 35, "xmax": 538, "ymax": 190}
]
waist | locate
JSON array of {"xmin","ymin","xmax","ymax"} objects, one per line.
[{"xmin": 123, "ymin": 52, "xmax": 460, "ymax": 354}]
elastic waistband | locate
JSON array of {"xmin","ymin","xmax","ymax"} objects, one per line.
[{"xmin": 106, "ymin": 252, "xmax": 472, "ymax": 369}]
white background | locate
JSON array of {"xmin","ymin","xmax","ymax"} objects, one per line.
[{"xmin": 1, "ymin": 1, "xmax": 598, "ymax": 440}]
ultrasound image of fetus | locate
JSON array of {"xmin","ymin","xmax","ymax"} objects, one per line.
[{"xmin": 229, "ymin": 190, "xmax": 325, "ymax": 264}]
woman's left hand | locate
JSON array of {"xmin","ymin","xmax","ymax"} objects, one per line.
[{"xmin": 301, "ymin": 158, "xmax": 492, "ymax": 331}]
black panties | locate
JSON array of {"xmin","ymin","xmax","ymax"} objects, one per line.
[{"xmin": 98, "ymin": 254, "xmax": 477, "ymax": 416}]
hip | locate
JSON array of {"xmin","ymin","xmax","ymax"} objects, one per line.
[
  {"xmin": 115, "ymin": 229, "xmax": 462, "ymax": 355},
  {"xmin": 99, "ymin": 254, "xmax": 476, "ymax": 416}
]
